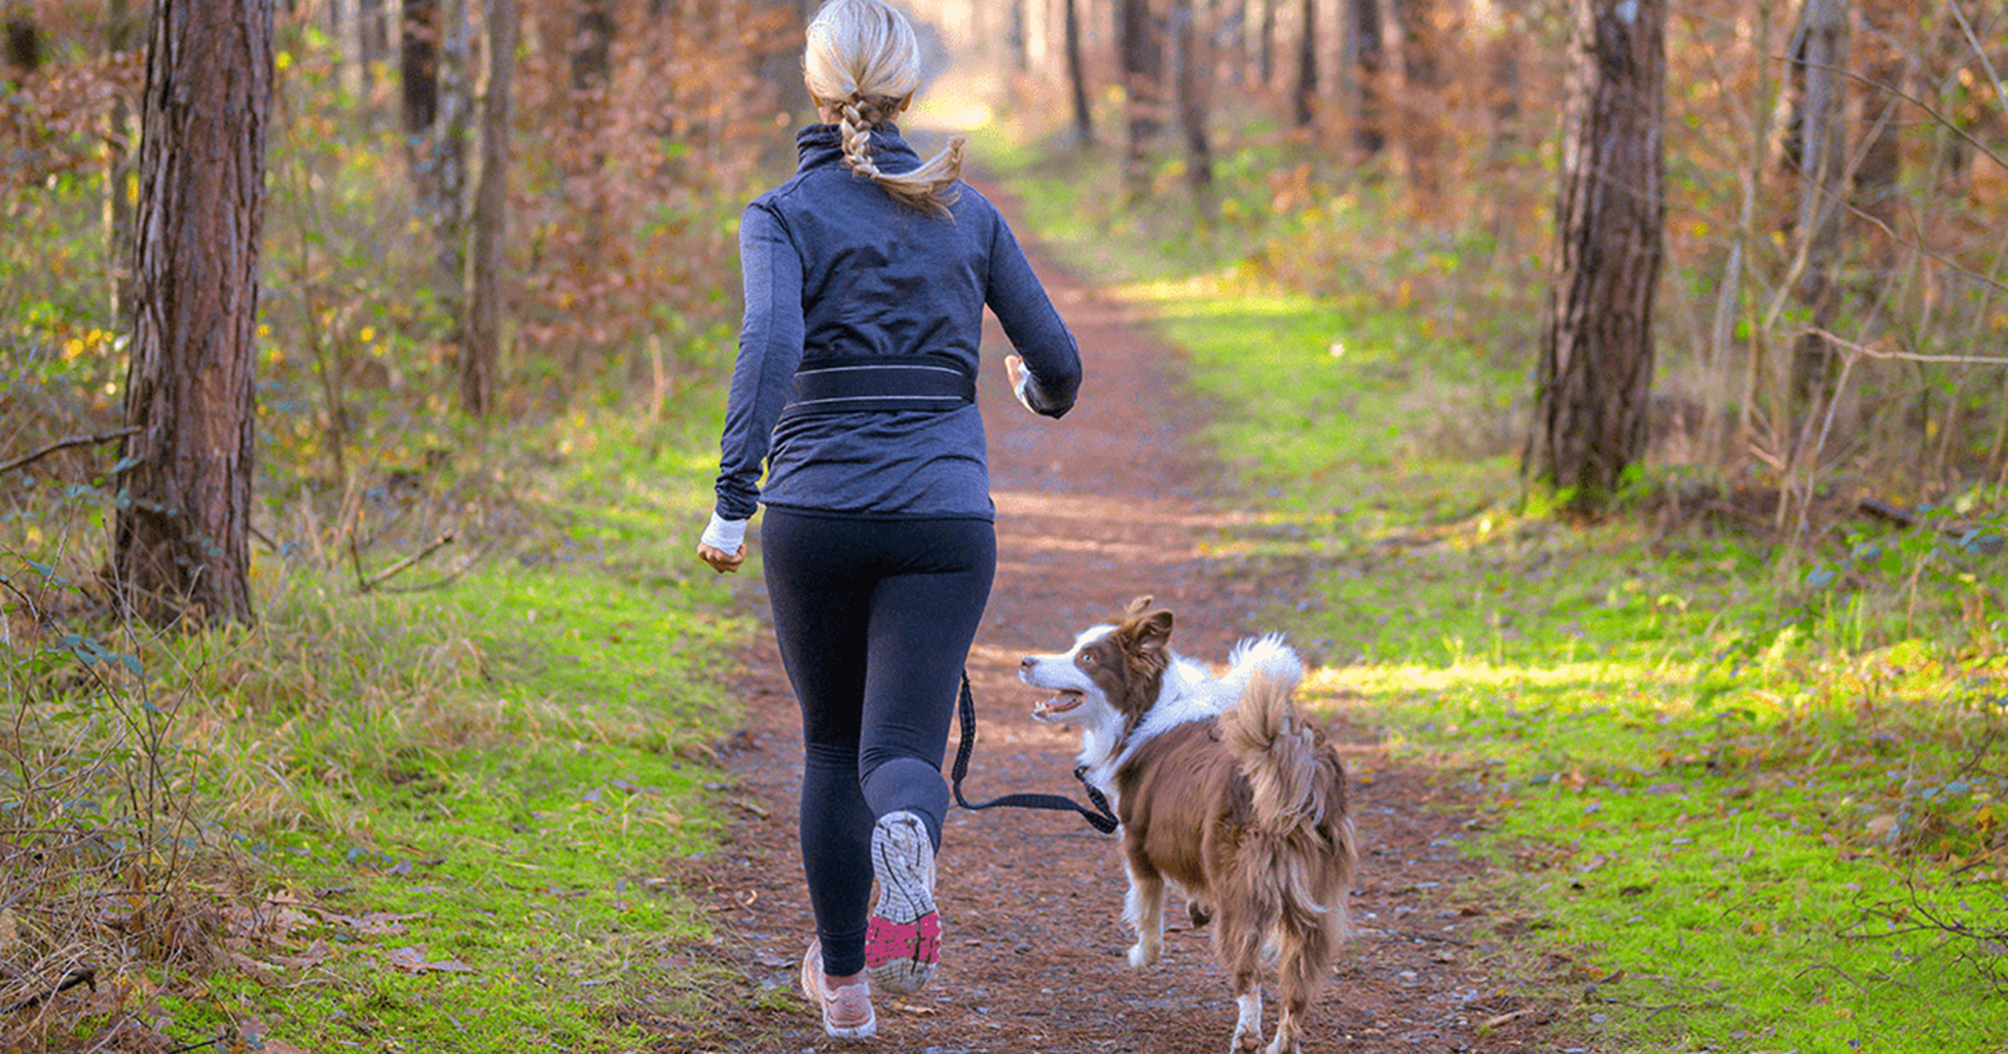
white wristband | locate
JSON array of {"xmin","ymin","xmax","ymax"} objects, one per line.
[
  {"xmin": 700, "ymin": 512, "xmax": 747, "ymax": 553},
  {"xmin": 1013, "ymin": 370, "xmax": 1048, "ymax": 413}
]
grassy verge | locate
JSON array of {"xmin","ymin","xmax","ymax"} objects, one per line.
[
  {"xmin": 2, "ymin": 392, "xmax": 752, "ymax": 1052},
  {"xmin": 985, "ymin": 122, "xmax": 2008, "ymax": 1054}
]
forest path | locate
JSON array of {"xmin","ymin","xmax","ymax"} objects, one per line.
[{"xmin": 644, "ymin": 182, "xmax": 1569, "ymax": 1054}]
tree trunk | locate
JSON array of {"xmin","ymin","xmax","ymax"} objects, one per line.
[
  {"xmin": 1344, "ymin": 0, "xmax": 1383, "ymax": 158},
  {"xmin": 1122, "ymin": 0, "xmax": 1165, "ymax": 198},
  {"xmin": 1526, "ymin": 0, "xmax": 1666, "ymax": 514},
  {"xmin": 3, "ymin": 0, "xmax": 40, "ymax": 82},
  {"xmin": 1390, "ymin": 0, "xmax": 1439, "ymax": 196},
  {"xmin": 1292, "ymin": 0, "xmax": 1317, "ymax": 128},
  {"xmin": 104, "ymin": 0, "xmax": 142, "ymax": 321},
  {"xmin": 570, "ymin": 0, "xmax": 614, "ymax": 95},
  {"xmin": 1175, "ymin": 0, "xmax": 1213, "ymax": 190},
  {"xmin": 460, "ymin": 0, "xmax": 516, "ymax": 416},
  {"xmin": 1257, "ymin": 0, "xmax": 1276, "ymax": 85},
  {"xmin": 401, "ymin": 0, "xmax": 441, "ymax": 136},
  {"xmin": 359, "ymin": 0, "xmax": 390, "ymax": 95},
  {"xmin": 1065, "ymin": 0, "xmax": 1094, "ymax": 146},
  {"xmin": 1853, "ymin": 0, "xmax": 1902, "ymax": 294},
  {"xmin": 1787, "ymin": 0, "xmax": 1848, "ymax": 413},
  {"xmin": 116, "ymin": 0, "xmax": 273, "ymax": 628}
]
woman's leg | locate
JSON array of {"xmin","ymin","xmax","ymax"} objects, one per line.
[
  {"xmin": 762, "ymin": 512, "xmax": 996, "ymax": 980},
  {"xmin": 762, "ymin": 510, "xmax": 878, "ymax": 978},
  {"xmin": 856, "ymin": 518, "xmax": 997, "ymax": 847}
]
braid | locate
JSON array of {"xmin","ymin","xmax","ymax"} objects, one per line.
[
  {"xmin": 829, "ymin": 93, "xmax": 967, "ymax": 219},
  {"xmin": 838, "ymin": 96, "xmax": 882, "ymax": 180}
]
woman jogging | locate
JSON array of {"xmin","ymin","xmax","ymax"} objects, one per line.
[{"xmin": 693, "ymin": 0, "xmax": 1082, "ymax": 1041}]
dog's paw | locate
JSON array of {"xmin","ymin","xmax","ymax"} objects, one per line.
[
  {"xmin": 1126, "ymin": 941, "xmax": 1160, "ymax": 969},
  {"xmin": 1230, "ymin": 1029, "xmax": 1263, "ymax": 1054}
]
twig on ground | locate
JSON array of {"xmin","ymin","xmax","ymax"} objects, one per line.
[
  {"xmin": 0, "ymin": 965, "xmax": 97, "ymax": 1015},
  {"xmin": 358, "ymin": 531, "xmax": 457, "ymax": 593}
]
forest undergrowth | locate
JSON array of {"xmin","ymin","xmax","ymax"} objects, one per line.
[{"xmin": 979, "ymin": 100, "xmax": 2008, "ymax": 1053}]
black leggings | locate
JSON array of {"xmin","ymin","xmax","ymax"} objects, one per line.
[{"xmin": 761, "ymin": 509, "xmax": 996, "ymax": 977}]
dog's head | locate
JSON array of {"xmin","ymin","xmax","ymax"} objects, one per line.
[{"xmin": 1019, "ymin": 596, "xmax": 1175, "ymax": 737}]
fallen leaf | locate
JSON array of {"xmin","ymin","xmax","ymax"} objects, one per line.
[{"xmin": 387, "ymin": 946, "xmax": 475, "ymax": 974}]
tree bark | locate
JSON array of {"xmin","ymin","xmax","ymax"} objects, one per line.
[
  {"xmin": 1175, "ymin": 0, "xmax": 1213, "ymax": 189},
  {"xmin": 115, "ymin": 0, "xmax": 273, "ymax": 628},
  {"xmin": 570, "ymin": 0, "xmax": 615, "ymax": 95},
  {"xmin": 1526, "ymin": 0, "xmax": 1666, "ymax": 514},
  {"xmin": 1390, "ymin": 0, "xmax": 1440, "ymax": 195},
  {"xmin": 104, "ymin": 0, "xmax": 142, "ymax": 321},
  {"xmin": 1292, "ymin": 0, "xmax": 1317, "ymax": 128},
  {"xmin": 1256, "ymin": 0, "xmax": 1276, "ymax": 85},
  {"xmin": 460, "ymin": 0, "xmax": 516, "ymax": 416},
  {"xmin": 1787, "ymin": 0, "xmax": 1848, "ymax": 412},
  {"xmin": 1065, "ymin": 0, "xmax": 1094, "ymax": 146},
  {"xmin": 1344, "ymin": 0, "xmax": 1383, "ymax": 158},
  {"xmin": 1122, "ymin": 0, "xmax": 1166, "ymax": 198},
  {"xmin": 1853, "ymin": 0, "xmax": 1902, "ymax": 292},
  {"xmin": 3, "ymin": 0, "xmax": 39, "ymax": 81},
  {"xmin": 401, "ymin": 0, "xmax": 441, "ymax": 136}
]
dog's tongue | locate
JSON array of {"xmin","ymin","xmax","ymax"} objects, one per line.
[{"xmin": 1033, "ymin": 689, "xmax": 1084, "ymax": 719}]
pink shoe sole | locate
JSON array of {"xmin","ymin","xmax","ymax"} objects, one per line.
[{"xmin": 865, "ymin": 810, "xmax": 940, "ymax": 995}]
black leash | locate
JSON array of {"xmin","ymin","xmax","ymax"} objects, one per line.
[{"xmin": 950, "ymin": 670, "xmax": 1120, "ymax": 834}]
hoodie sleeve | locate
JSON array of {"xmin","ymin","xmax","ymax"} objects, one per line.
[
  {"xmin": 713, "ymin": 202, "xmax": 807, "ymax": 521},
  {"xmin": 984, "ymin": 214, "xmax": 1081, "ymax": 419}
]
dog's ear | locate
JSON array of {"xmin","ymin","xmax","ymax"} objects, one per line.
[
  {"xmin": 1127, "ymin": 608, "xmax": 1174, "ymax": 654},
  {"xmin": 1124, "ymin": 595, "xmax": 1155, "ymax": 616}
]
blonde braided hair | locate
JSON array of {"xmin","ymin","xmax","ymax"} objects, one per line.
[{"xmin": 805, "ymin": 0, "xmax": 966, "ymax": 217}]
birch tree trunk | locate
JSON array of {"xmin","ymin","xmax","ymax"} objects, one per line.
[
  {"xmin": 115, "ymin": 0, "xmax": 273, "ymax": 627},
  {"xmin": 1526, "ymin": 0, "xmax": 1666, "ymax": 514}
]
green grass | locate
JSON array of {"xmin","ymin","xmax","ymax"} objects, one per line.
[
  {"xmin": 2, "ymin": 392, "xmax": 759, "ymax": 1052},
  {"xmin": 986, "ymin": 118, "xmax": 2008, "ymax": 1054}
]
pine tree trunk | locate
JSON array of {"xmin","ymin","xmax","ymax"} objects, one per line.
[
  {"xmin": 3, "ymin": 0, "xmax": 40, "ymax": 81},
  {"xmin": 461, "ymin": 0, "xmax": 516, "ymax": 416},
  {"xmin": 115, "ymin": 0, "xmax": 273, "ymax": 628},
  {"xmin": 104, "ymin": 0, "xmax": 141, "ymax": 321},
  {"xmin": 1175, "ymin": 0, "xmax": 1213, "ymax": 189},
  {"xmin": 1527, "ymin": 0, "xmax": 1665, "ymax": 514},
  {"xmin": 1391, "ymin": 0, "xmax": 1439, "ymax": 196},
  {"xmin": 1292, "ymin": 0, "xmax": 1317, "ymax": 128},
  {"xmin": 1066, "ymin": 0, "xmax": 1094, "ymax": 146},
  {"xmin": 402, "ymin": 0, "xmax": 441, "ymax": 136},
  {"xmin": 1344, "ymin": 0, "xmax": 1383, "ymax": 158},
  {"xmin": 1122, "ymin": 0, "xmax": 1166, "ymax": 198},
  {"xmin": 1788, "ymin": 0, "xmax": 1848, "ymax": 413}
]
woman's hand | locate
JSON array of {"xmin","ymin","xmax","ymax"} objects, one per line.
[
  {"xmin": 1005, "ymin": 353, "xmax": 1027, "ymax": 391},
  {"xmin": 696, "ymin": 542, "xmax": 746, "ymax": 574}
]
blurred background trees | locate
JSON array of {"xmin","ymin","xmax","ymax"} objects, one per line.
[{"xmin": 0, "ymin": 0, "xmax": 2005, "ymax": 600}]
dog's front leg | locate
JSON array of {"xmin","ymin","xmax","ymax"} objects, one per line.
[{"xmin": 1122, "ymin": 858, "xmax": 1166, "ymax": 969}]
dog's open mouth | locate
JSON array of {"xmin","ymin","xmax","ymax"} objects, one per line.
[{"xmin": 1031, "ymin": 689, "xmax": 1084, "ymax": 720}]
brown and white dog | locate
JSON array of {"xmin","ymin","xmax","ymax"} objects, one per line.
[{"xmin": 1019, "ymin": 597, "xmax": 1357, "ymax": 1054}]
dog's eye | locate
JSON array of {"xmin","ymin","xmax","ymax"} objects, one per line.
[{"xmin": 1077, "ymin": 653, "xmax": 1096, "ymax": 667}]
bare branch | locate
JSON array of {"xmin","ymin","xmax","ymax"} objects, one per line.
[
  {"xmin": 0, "ymin": 427, "xmax": 142, "ymax": 476},
  {"xmin": 359, "ymin": 531, "xmax": 457, "ymax": 593}
]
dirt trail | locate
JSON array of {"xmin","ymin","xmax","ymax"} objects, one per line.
[{"xmin": 646, "ymin": 193, "xmax": 1567, "ymax": 1054}]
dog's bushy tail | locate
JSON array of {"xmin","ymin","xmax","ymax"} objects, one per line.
[{"xmin": 1221, "ymin": 659, "xmax": 1358, "ymax": 937}]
